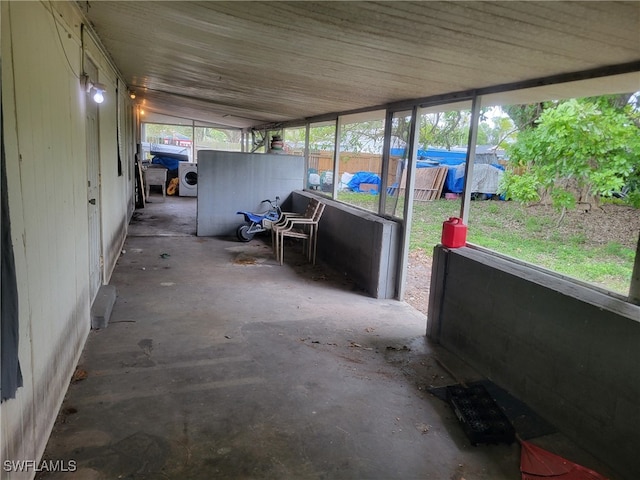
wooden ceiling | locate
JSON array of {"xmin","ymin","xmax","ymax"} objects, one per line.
[{"xmin": 79, "ymin": 1, "xmax": 640, "ymax": 128}]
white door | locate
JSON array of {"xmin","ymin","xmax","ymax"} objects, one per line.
[{"xmin": 86, "ymin": 84, "xmax": 102, "ymax": 302}]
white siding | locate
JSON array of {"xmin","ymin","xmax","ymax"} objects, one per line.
[{"xmin": 0, "ymin": 2, "xmax": 134, "ymax": 477}]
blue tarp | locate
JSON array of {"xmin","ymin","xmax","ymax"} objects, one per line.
[
  {"xmin": 388, "ymin": 159, "xmax": 506, "ymax": 194},
  {"xmin": 352, "ymin": 147, "xmax": 506, "ymax": 195},
  {"xmin": 415, "ymin": 162, "xmax": 505, "ymax": 193},
  {"xmin": 391, "ymin": 149, "xmax": 468, "ymax": 192},
  {"xmin": 348, "ymin": 171, "xmax": 381, "ymax": 193},
  {"xmin": 391, "ymin": 148, "xmax": 467, "ymax": 166},
  {"xmin": 151, "ymin": 155, "xmax": 185, "ymax": 172}
]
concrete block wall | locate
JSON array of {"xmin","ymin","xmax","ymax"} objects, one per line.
[
  {"xmin": 428, "ymin": 245, "xmax": 640, "ymax": 480},
  {"xmin": 291, "ymin": 191, "xmax": 400, "ymax": 299}
]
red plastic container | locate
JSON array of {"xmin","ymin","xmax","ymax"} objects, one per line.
[{"xmin": 441, "ymin": 217, "xmax": 467, "ymax": 248}]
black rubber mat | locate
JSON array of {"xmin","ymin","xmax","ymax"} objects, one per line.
[
  {"xmin": 446, "ymin": 383, "xmax": 516, "ymax": 445},
  {"xmin": 429, "ymin": 379, "xmax": 556, "ymax": 441}
]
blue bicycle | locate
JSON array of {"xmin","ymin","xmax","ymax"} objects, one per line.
[{"xmin": 236, "ymin": 196, "xmax": 281, "ymax": 242}]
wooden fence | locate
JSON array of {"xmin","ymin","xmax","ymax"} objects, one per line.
[
  {"xmin": 298, "ymin": 151, "xmax": 447, "ymax": 201},
  {"xmin": 306, "ymin": 152, "xmax": 400, "ymax": 186}
]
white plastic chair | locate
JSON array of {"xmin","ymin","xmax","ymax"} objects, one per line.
[
  {"xmin": 271, "ymin": 198, "xmax": 318, "ymax": 256},
  {"xmin": 273, "ymin": 199, "xmax": 325, "ymax": 265}
]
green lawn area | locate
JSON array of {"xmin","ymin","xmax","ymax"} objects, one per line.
[{"xmin": 338, "ymin": 192, "xmax": 637, "ymax": 296}]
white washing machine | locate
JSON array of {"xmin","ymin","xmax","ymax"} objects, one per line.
[{"xmin": 178, "ymin": 162, "xmax": 198, "ymax": 197}]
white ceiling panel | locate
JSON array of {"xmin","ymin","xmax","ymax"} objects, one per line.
[{"xmin": 78, "ymin": 1, "xmax": 640, "ymax": 128}]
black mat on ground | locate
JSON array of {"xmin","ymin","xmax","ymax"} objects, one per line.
[
  {"xmin": 446, "ymin": 383, "xmax": 516, "ymax": 445},
  {"xmin": 428, "ymin": 379, "xmax": 556, "ymax": 441}
]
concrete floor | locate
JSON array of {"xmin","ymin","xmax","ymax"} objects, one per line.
[{"xmin": 37, "ymin": 194, "xmax": 615, "ymax": 480}]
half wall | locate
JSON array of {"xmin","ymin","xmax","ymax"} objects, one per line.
[{"xmin": 427, "ymin": 245, "xmax": 640, "ymax": 479}]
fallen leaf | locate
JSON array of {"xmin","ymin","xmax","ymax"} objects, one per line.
[{"xmin": 71, "ymin": 368, "xmax": 88, "ymax": 383}]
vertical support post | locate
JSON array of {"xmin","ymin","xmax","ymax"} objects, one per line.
[
  {"xmin": 332, "ymin": 117, "xmax": 342, "ymax": 199},
  {"xmin": 135, "ymin": 106, "xmax": 141, "ymax": 145},
  {"xmin": 379, "ymin": 110, "xmax": 394, "ymax": 215},
  {"xmin": 304, "ymin": 123, "xmax": 310, "ymax": 189},
  {"xmin": 630, "ymin": 232, "xmax": 640, "ymax": 305},
  {"xmin": 460, "ymin": 94, "xmax": 482, "ymax": 224},
  {"xmin": 191, "ymin": 120, "xmax": 195, "ymax": 163},
  {"xmin": 397, "ymin": 106, "xmax": 419, "ymax": 301}
]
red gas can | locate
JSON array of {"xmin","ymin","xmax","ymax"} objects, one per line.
[{"xmin": 441, "ymin": 217, "xmax": 467, "ymax": 248}]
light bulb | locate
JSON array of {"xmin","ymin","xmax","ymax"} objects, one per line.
[{"xmin": 89, "ymin": 83, "xmax": 106, "ymax": 104}]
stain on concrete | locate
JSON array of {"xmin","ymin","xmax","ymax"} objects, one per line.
[
  {"xmin": 138, "ymin": 339, "xmax": 153, "ymax": 357},
  {"xmin": 82, "ymin": 431, "xmax": 170, "ymax": 479}
]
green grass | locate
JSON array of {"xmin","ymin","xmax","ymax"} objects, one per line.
[{"xmin": 337, "ymin": 193, "xmax": 636, "ymax": 296}]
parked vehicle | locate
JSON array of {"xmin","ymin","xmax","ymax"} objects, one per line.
[{"xmin": 236, "ymin": 197, "xmax": 281, "ymax": 242}]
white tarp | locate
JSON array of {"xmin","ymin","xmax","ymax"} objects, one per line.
[{"xmin": 454, "ymin": 163, "xmax": 504, "ymax": 194}]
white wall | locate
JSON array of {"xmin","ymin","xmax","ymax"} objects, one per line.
[
  {"xmin": 90, "ymin": 41, "xmax": 135, "ymax": 281},
  {"xmin": 1, "ymin": 2, "xmax": 134, "ymax": 477},
  {"xmin": 197, "ymin": 150, "xmax": 304, "ymax": 237}
]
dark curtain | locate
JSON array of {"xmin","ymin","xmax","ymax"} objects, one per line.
[{"xmin": 1, "ymin": 77, "xmax": 23, "ymax": 402}]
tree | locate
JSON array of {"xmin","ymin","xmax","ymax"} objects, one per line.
[
  {"xmin": 418, "ymin": 108, "xmax": 518, "ymax": 150},
  {"xmin": 341, "ymin": 120, "xmax": 385, "ymax": 153},
  {"xmin": 419, "ymin": 111, "xmax": 470, "ymax": 149},
  {"xmin": 502, "ymin": 96, "xmax": 640, "ymax": 210},
  {"xmin": 503, "ymin": 103, "xmax": 547, "ymax": 130},
  {"xmin": 308, "ymin": 125, "xmax": 337, "ymax": 151},
  {"xmin": 479, "ymin": 115, "xmax": 517, "ymax": 148}
]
